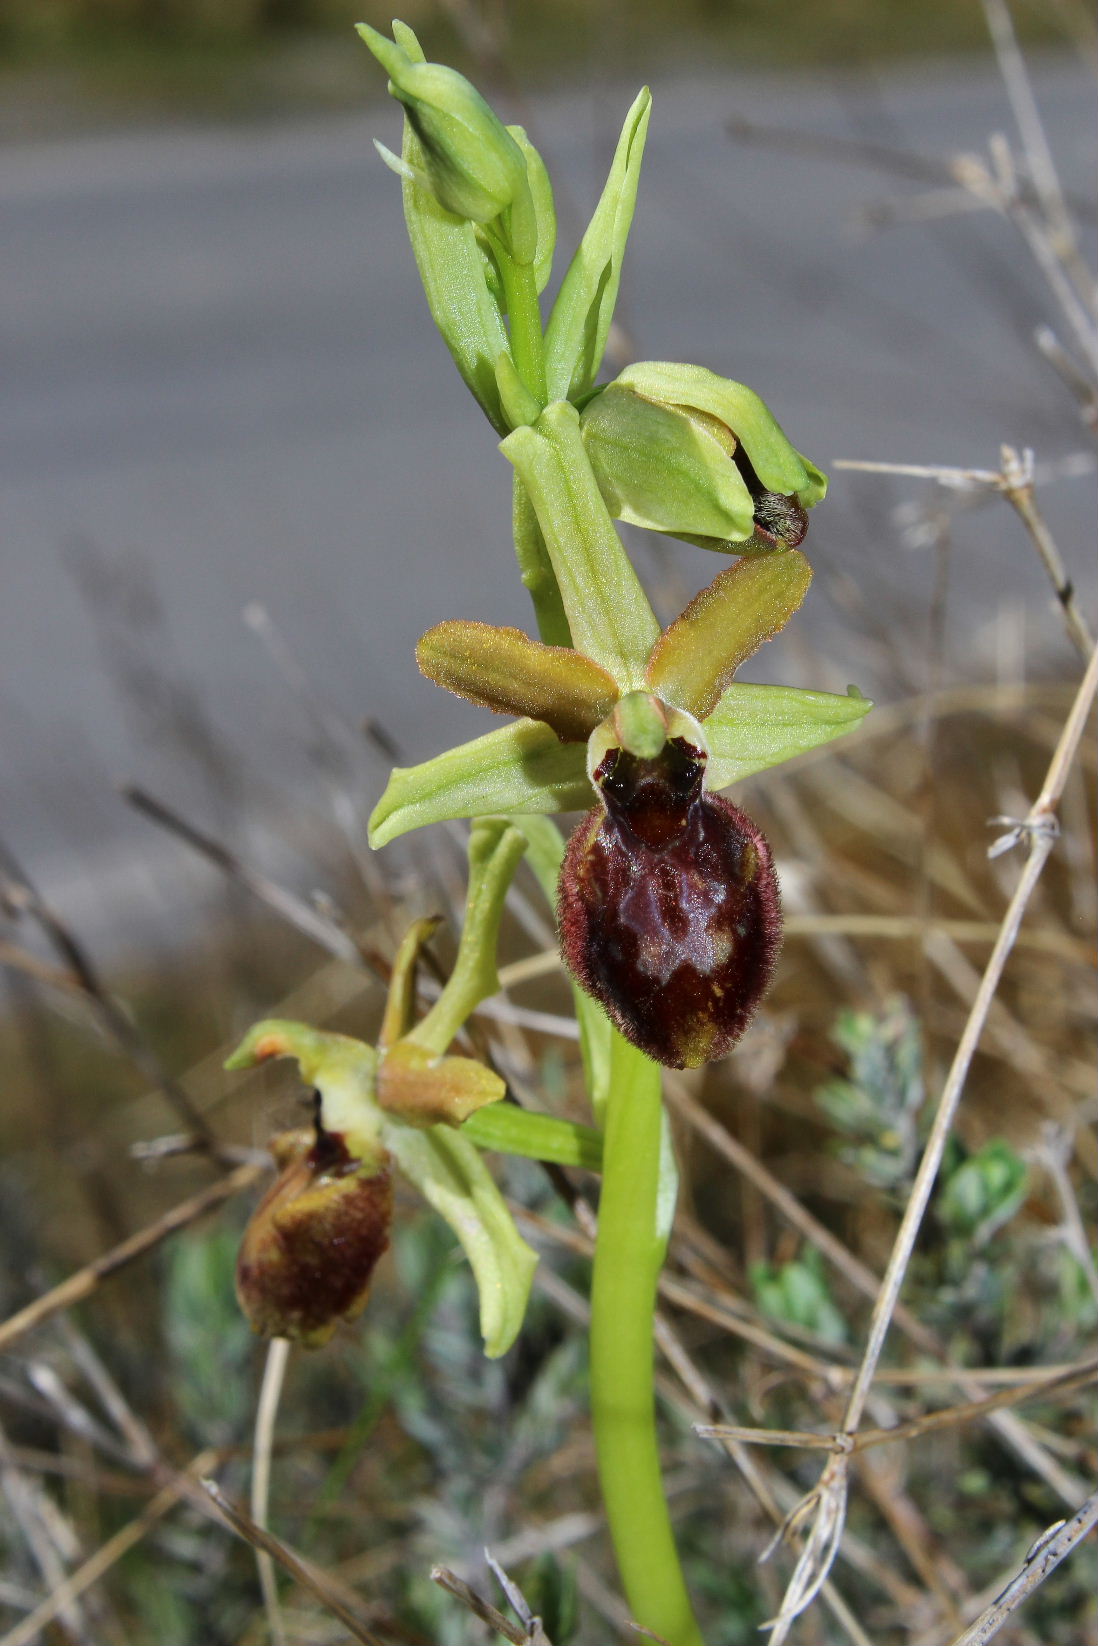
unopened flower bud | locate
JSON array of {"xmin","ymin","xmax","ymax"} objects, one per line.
[
  {"xmin": 580, "ymin": 362, "xmax": 825, "ymax": 554},
  {"xmin": 236, "ymin": 1121, "xmax": 393, "ymax": 1348},
  {"xmin": 559, "ymin": 731, "xmax": 781, "ymax": 1068},
  {"xmin": 359, "ymin": 25, "xmax": 532, "ymax": 241}
]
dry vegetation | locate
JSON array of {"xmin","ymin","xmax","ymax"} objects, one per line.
[{"xmin": 1, "ymin": 4, "xmax": 1095, "ymax": 1643}]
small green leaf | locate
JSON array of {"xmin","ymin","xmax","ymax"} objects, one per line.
[
  {"xmin": 383, "ymin": 1121, "xmax": 537, "ymax": 1357},
  {"xmin": 543, "ymin": 88, "xmax": 651, "ymax": 401},
  {"xmin": 368, "ymin": 719, "xmax": 590, "ymax": 848},
  {"xmin": 501, "ymin": 402, "xmax": 660, "ymax": 686},
  {"xmin": 703, "ymin": 682, "xmax": 872, "ymax": 791},
  {"xmin": 417, "ymin": 618, "xmax": 618, "ymax": 740},
  {"xmin": 646, "ymin": 552, "xmax": 813, "ymax": 720},
  {"xmin": 494, "ymin": 351, "xmax": 543, "ymax": 430},
  {"xmin": 939, "ymin": 1140, "xmax": 1029, "ymax": 1247},
  {"xmin": 615, "ymin": 362, "xmax": 827, "ymax": 507},
  {"xmin": 507, "ymin": 125, "xmax": 556, "ymax": 293},
  {"xmin": 378, "ymin": 915, "xmax": 441, "ymax": 1048}
]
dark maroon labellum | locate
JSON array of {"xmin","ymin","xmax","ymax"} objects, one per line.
[
  {"xmin": 236, "ymin": 1123, "xmax": 393, "ymax": 1347},
  {"xmin": 558, "ymin": 738, "xmax": 781, "ymax": 1069}
]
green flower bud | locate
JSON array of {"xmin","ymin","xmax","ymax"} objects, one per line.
[
  {"xmin": 358, "ymin": 25, "xmax": 532, "ymax": 240},
  {"xmin": 580, "ymin": 362, "xmax": 826, "ymax": 554}
]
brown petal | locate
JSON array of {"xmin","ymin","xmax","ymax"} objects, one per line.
[
  {"xmin": 377, "ymin": 1041, "xmax": 505, "ymax": 1127},
  {"xmin": 645, "ymin": 550, "xmax": 812, "ymax": 721},
  {"xmin": 417, "ymin": 620, "xmax": 618, "ymax": 742}
]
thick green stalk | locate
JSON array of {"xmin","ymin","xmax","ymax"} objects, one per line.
[{"xmin": 590, "ymin": 1033, "xmax": 705, "ymax": 1646}]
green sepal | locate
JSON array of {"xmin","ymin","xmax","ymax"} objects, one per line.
[
  {"xmin": 703, "ymin": 682, "xmax": 873, "ymax": 792},
  {"xmin": 501, "ymin": 402, "xmax": 660, "ymax": 687},
  {"xmin": 462, "ymin": 1103, "xmax": 603, "ymax": 1171},
  {"xmin": 417, "ymin": 618, "xmax": 619, "ymax": 741},
  {"xmin": 543, "ymin": 88, "xmax": 651, "ymax": 402},
  {"xmin": 408, "ymin": 817, "xmax": 529, "ymax": 1055},
  {"xmin": 225, "ymin": 1019, "xmax": 381, "ymax": 1160},
  {"xmin": 507, "ymin": 125, "xmax": 556, "ymax": 293},
  {"xmin": 368, "ymin": 719, "xmax": 590, "ymax": 849},
  {"xmin": 615, "ymin": 362, "xmax": 827, "ymax": 508},
  {"xmin": 645, "ymin": 550, "xmax": 813, "ymax": 720},
  {"xmin": 580, "ymin": 383, "xmax": 756, "ymax": 544},
  {"xmin": 383, "ymin": 1120, "xmax": 537, "ymax": 1357}
]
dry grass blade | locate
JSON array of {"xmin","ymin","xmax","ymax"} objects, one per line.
[
  {"xmin": 433, "ymin": 1565, "xmax": 554, "ymax": 1645},
  {"xmin": 0, "ymin": 1449, "xmax": 220, "ymax": 1646},
  {"xmin": 123, "ymin": 783, "xmax": 366, "ymax": 965},
  {"xmin": 0, "ymin": 1162, "xmax": 263, "ymax": 1354},
  {"xmin": 0, "ymin": 837, "xmax": 218, "ymax": 1148},
  {"xmin": 200, "ymin": 1478, "xmax": 391, "ymax": 1644},
  {"xmin": 946, "ymin": 1490, "xmax": 1098, "ymax": 1646},
  {"xmin": 763, "ymin": 609, "xmax": 1098, "ymax": 1642}
]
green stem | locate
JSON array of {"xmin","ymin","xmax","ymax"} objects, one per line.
[
  {"xmin": 499, "ymin": 252, "xmax": 547, "ymax": 407},
  {"xmin": 590, "ymin": 1033, "xmax": 705, "ymax": 1646},
  {"xmin": 512, "ymin": 476, "xmax": 572, "ymax": 648}
]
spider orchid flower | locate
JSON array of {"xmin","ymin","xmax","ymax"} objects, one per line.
[
  {"xmin": 368, "ymin": 403, "xmax": 870, "ymax": 1068},
  {"xmin": 227, "ymin": 821, "xmax": 546, "ymax": 1354}
]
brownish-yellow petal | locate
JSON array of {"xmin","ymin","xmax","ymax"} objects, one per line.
[
  {"xmin": 377, "ymin": 1040, "xmax": 506, "ymax": 1127},
  {"xmin": 645, "ymin": 550, "xmax": 812, "ymax": 721},
  {"xmin": 417, "ymin": 620, "xmax": 618, "ymax": 742},
  {"xmin": 378, "ymin": 916, "xmax": 442, "ymax": 1049}
]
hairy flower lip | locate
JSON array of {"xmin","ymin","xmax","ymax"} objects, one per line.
[{"xmin": 236, "ymin": 1122, "xmax": 394, "ymax": 1348}]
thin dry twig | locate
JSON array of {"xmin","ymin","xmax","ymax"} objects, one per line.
[
  {"xmin": 201, "ymin": 1478, "xmax": 390, "ymax": 1645},
  {"xmin": 946, "ymin": 1490, "xmax": 1098, "ymax": 1646},
  {"xmin": 0, "ymin": 1162, "xmax": 264, "ymax": 1355},
  {"xmin": 433, "ymin": 1563, "xmax": 553, "ymax": 1645},
  {"xmin": 764, "ymin": 636, "xmax": 1098, "ymax": 1641}
]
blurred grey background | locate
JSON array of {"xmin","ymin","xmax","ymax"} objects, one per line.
[{"xmin": 2, "ymin": 0, "xmax": 1095, "ymax": 953}]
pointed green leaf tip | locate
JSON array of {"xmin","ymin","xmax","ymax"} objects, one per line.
[{"xmin": 544, "ymin": 87, "xmax": 651, "ymax": 402}]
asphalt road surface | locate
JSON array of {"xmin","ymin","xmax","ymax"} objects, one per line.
[{"xmin": 2, "ymin": 53, "xmax": 1094, "ymax": 947}]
